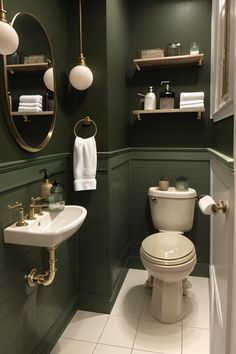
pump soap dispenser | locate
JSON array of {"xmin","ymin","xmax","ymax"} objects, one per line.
[
  {"xmin": 39, "ymin": 169, "xmax": 53, "ymax": 199},
  {"xmin": 144, "ymin": 86, "xmax": 156, "ymax": 110},
  {"xmin": 48, "ymin": 180, "xmax": 65, "ymax": 211},
  {"xmin": 159, "ymin": 81, "xmax": 175, "ymax": 109}
]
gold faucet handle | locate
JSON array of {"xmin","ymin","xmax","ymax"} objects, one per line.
[
  {"xmin": 8, "ymin": 202, "xmax": 28, "ymax": 226},
  {"xmin": 31, "ymin": 196, "xmax": 42, "ymax": 204},
  {"xmin": 8, "ymin": 201, "xmax": 22, "ymax": 210}
]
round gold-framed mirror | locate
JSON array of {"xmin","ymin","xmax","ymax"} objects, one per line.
[{"xmin": 1, "ymin": 12, "xmax": 56, "ymax": 152}]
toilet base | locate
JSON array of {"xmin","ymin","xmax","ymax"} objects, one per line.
[{"xmin": 150, "ymin": 277, "xmax": 184, "ymax": 323}]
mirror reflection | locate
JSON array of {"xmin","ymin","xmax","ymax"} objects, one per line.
[{"xmin": 2, "ymin": 12, "xmax": 56, "ymax": 152}]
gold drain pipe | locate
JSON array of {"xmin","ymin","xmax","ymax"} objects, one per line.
[{"xmin": 26, "ymin": 247, "xmax": 57, "ymax": 287}]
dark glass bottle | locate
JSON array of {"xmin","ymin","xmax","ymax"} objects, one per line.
[
  {"xmin": 159, "ymin": 81, "xmax": 175, "ymax": 109},
  {"xmin": 45, "ymin": 90, "xmax": 54, "ymax": 111}
]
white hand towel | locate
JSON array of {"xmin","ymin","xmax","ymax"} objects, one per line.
[
  {"xmin": 18, "ymin": 107, "xmax": 42, "ymax": 112},
  {"xmin": 180, "ymin": 92, "xmax": 204, "ymax": 101},
  {"xmin": 19, "ymin": 95, "xmax": 43, "ymax": 103},
  {"xmin": 73, "ymin": 136, "xmax": 97, "ymax": 191},
  {"xmin": 18, "ymin": 102, "xmax": 43, "ymax": 108}
]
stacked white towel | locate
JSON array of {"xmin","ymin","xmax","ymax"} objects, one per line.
[
  {"xmin": 179, "ymin": 92, "xmax": 204, "ymax": 109},
  {"xmin": 18, "ymin": 95, "xmax": 43, "ymax": 112}
]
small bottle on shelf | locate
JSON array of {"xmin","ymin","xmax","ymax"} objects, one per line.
[
  {"xmin": 190, "ymin": 42, "xmax": 199, "ymax": 55},
  {"xmin": 144, "ymin": 86, "xmax": 156, "ymax": 110},
  {"xmin": 45, "ymin": 90, "xmax": 54, "ymax": 111},
  {"xmin": 159, "ymin": 81, "xmax": 175, "ymax": 109}
]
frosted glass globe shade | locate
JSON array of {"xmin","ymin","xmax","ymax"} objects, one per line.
[
  {"xmin": 0, "ymin": 21, "xmax": 19, "ymax": 55},
  {"xmin": 69, "ymin": 64, "xmax": 93, "ymax": 90},
  {"xmin": 43, "ymin": 67, "xmax": 54, "ymax": 92}
]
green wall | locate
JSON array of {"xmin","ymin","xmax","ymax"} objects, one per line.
[
  {"xmin": 0, "ymin": 1, "xmax": 74, "ymax": 353},
  {"xmin": 127, "ymin": 0, "xmax": 212, "ymax": 147},
  {"xmin": 212, "ymin": 116, "xmax": 234, "ymax": 157},
  {"xmin": 67, "ymin": 0, "xmax": 109, "ymax": 152},
  {"xmin": 73, "ymin": 152, "xmax": 130, "ymax": 313},
  {"xmin": 107, "ymin": 0, "xmax": 129, "ymax": 149},
  {"xmin": 0, "ymin": 0, "xmax": 70, "ymax": 162}
]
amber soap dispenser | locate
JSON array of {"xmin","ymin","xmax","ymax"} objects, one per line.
[
  {"xmin": 159, "ymin": 81, "xmax": 175, "ymax": 109},
  {"xmin": 39, "ymin": 169, "xmax": 53, "ymax": 199}
]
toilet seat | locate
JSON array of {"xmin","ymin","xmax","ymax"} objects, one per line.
[{"xmin": 141, "ymin": 232, "xmax": 195, "ymax": 266}]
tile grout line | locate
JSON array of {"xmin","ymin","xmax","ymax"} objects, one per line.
[
  {"xmin": 130, "ymin": 285, "xmax": 148, "ymax": 353},
  {"xmin": 92, "ymin": 313, "xmax": 110, "ymax": 353},
  {"xmin": 181, "ymin": 319, "xmax": 184, "ymax": 354}
]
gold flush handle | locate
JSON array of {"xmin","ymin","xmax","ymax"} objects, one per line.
[{"xmin": 212, "ymin": 201, "xmax": 228, "ymax": 214}]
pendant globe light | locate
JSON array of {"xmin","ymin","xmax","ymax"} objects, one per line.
[
  {"xmin": 69, "ymin": 0, "xmax": 93, "ymax": 90},
  {"xmin": 43, "ymin": 60, "xmax": 54, "ymax": 92},
  {"xmin": 0, "ymin": 0, "xmax": 19, "ymax": 55}
]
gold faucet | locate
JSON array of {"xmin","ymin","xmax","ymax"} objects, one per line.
[
  {"xmin": 28, "ymin": 197, "xmax": 48, "ymax": 220},
  {"xmin": 8, "ymin": 202, "xmax": 28, "ymax": 226}
]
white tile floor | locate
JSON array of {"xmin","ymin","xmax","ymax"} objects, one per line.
[{"xmin": 51, "ymin": 269, "xmax": 210, "ymax": 354}]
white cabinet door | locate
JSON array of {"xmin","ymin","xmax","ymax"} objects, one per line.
[{"xmin": 210, "ymin": 157, "xmax": 234, "ymax": 354}]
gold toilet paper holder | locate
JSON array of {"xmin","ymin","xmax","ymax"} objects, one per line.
[{"xmin": 211, "ymin": 201, "xmax": 228, "ymax": 214}]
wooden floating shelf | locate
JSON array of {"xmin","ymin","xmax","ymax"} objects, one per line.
[
  {"xmin": 7, "ymin": 62, "xmax": 49, "ymax": 73},
  {"xmin": 11, "ymin": 111, "xmax": 53, "ymax": 116},
  {"xmin": 133, "ymin": 54, "xmax": 204, "ymax": 70},
  {"xmin": 132, "ymin": 108, "xmax": 205, "ymax": 119}
]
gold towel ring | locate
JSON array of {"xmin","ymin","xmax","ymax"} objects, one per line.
[{"xmin": 74, "ymin": 116, "xmax": 97, "ymax": 138}]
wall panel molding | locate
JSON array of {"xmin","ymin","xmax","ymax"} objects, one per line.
[{"xmin": 0, "ymin": 153, "xmax": 69, "ymax": 194}]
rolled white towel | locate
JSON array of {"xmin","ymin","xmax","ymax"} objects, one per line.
[
  {"xmin": 18, "ymin": 103, "xmax": 42, "ymax": 110},
  {"xmin": 180, "ymin": 92, "xmax": 204, "ymax": 101},
  {"xmin": 180, "ymin": 99, "xmax": 204, "ymax": 106},
  {"xmin": 180, "ymin": 102, "xmax": 204, "ymax": 109},
  {"xmin": 18, "ymin": 107, "xmax": 42, "ymax": 112},
  {"xmin": 19, "ymin": 95, "xmax": 43, "ymax": 103}
]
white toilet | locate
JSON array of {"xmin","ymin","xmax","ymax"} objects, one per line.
[{"xmin": 140, "ymin": 186, "xmax": 197, "ymax": 323}]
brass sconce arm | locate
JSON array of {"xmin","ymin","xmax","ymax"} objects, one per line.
[{"xmin": 0, "ymin": 0, "xmax": 7, "ymax": 22}]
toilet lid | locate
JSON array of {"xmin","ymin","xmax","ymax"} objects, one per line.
[
  {"xmin": 148, "ymin": 187, "xmax": 197, "ymax": 199},
  {"xmin": 141, "ymin": 232, "xmax": 195, "ymax": 261}
]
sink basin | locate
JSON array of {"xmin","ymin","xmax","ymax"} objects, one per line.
[{"xmin": 4, "ymin": 205, "xmax": 87, "ymax": 248}]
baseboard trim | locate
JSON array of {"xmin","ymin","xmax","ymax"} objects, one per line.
[
  {"xmin": 191, "ymin": 263, "xmax": 209, "ymax": 277},
  {"xmin": 77, "ymin": 264, "xmax": 129, "ymax": 314},
  {"xmin": 34, "ymin": 294, "xmax": 77, "ymax": 354},
  {"xmin": 128, "ymin": 256, "xmax": 145, "ymax": 270}
]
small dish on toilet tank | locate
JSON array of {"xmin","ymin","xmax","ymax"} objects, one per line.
[{"xmin": 175, "ymin": 176, "xmax": 189, "ymax": 191}]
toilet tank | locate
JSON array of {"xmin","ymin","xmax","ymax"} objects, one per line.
[{"xmin": 148, "ymin": 187, "xmax": 197, "ymax": 232}]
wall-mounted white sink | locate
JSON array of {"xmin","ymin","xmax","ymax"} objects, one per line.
[{"xmin": 4, "ymin": 205, "xmax": 87, "ymax": 248}]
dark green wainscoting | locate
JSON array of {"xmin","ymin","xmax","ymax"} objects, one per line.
[
  {"xmin": 0, "ymin": 154, "xmax": 77, "ymax": 354},
  {"xmin": 73, "ymin": 147, "xmax": 210, "ymax": 314},
  {"xmin": 73, "ymin": 151, "xmax": 130, "ymax": 313}
]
